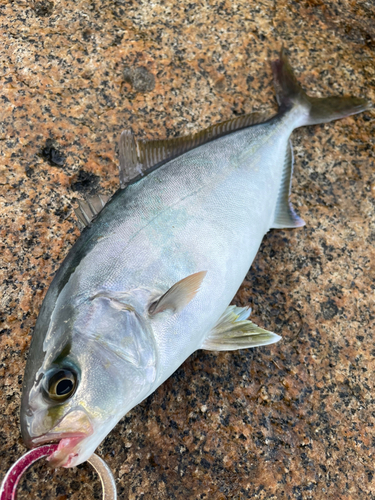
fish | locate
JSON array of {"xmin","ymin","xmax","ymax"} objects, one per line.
[{"xmin": 20, "ymin": 48, "xmax": 369, "ymax": 468}]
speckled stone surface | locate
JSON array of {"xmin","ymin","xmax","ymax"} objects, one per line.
[{"xmin": 1, "ymin": 0, "xmax": 375, "ymax": 499}]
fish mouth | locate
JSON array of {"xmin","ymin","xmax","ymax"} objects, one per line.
[
  {"xmin": 30, "ymin": 410, "xmax": 94, "ymax": 468},
  {"xmin": 31, "ymin": 432, "xmax": 89, "ymax": 467},
  {"xmin": 49, "ymin": 434, "xmax": 89, "ymax": 468}
]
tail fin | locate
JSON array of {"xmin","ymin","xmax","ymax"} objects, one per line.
[{"xmin": 272, "ymin": 48, "xmax": 369, "ymax": 126}]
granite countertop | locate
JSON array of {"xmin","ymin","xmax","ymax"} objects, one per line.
[{"xmin": 1, "ymin": 0, "xmax": 375, "ymax": 498}]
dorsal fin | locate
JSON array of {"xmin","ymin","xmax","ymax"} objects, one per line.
[
  {"xmin": 271, "ymin": 140, "xmax": 305, "ymax": 229},
  {"xmin": 118, "ymin": 130, "xmax": 144, "ymax": 189},
  {"xmin": 74, "ymin": 194, "xmax": 110, "ymax": 230},
  {"xmin": 118, "ymin": 111, "xmax": 274, "ymax": 188}
]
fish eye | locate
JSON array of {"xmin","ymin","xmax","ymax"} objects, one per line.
[{"xmin": 46, "ymin": 369, "xmax": 78, "ymax": 402}]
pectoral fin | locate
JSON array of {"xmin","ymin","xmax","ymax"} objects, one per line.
[
  {"xmin": 202, "ymin": 305, "xmax": 281, "ymax": 351},
  {"xmin": 149, "ymin": 271, "xmax": 207, "ymax": 315}
]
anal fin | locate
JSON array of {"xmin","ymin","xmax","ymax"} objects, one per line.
[
  {"xmin": 271, "ymin": 140, "xmax": 305, "ymax": 229},
  {"xmin": 202, "ymin": 305, "xmax": 281, "ymax": 351}
]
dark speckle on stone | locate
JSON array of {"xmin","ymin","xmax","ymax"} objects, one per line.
[
  {"xmin": 41, "ymin": 139, "xmax": 66, "ymax": 167},
  {"xmin": 82, "ymin": 29, "xmax": 94, "ymax": 42},
  {"xmin": 33, "ymin": 1, "xmax": 54, "ymax": 17},
  {"xmin": 123, "ymin": 67, "xmax": 134, "ymax": 84},
  {"xmin": 71, "ymin": 170, "xmax": 100, "ymax": 194},
  {"xmin": 321, "ymin": 300, "xmax": 339, "ymax": 320},
  {"xmin": 148, "ymin": 453, "xmax": 159, "ymax": 467},
  {"xmin": 123, "ymin": 66, "xmax": 155, "ymax": 93},
  {"xmin": 25, "ymin": 166, "xmax": 34, "ymax": 178},
  {"xmin": 55, "ymin": 485, "xmax": 65, "ymax": 496}
]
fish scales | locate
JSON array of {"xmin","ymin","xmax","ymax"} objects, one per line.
[
  {"xmin": 55, "ymin": 120, "xmax": 288, "ymax": 377},
  {"xmin": 20, "ymin": 48, "xmax": 369, "ymax": 468}
]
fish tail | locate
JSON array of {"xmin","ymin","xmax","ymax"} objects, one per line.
[{"xmin": 271, "ymin": 47, "xmax": 369, "ymax": 126}]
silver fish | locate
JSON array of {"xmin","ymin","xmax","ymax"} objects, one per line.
[{"xmin": 20, "ymin": 49, "xmax": 368, "ymax": 467}]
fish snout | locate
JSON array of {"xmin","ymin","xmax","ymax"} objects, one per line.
[{"xmin": 23, "ymin": 409, "xmax": 94, "ymax": 467}]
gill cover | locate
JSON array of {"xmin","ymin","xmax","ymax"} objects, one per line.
[{"xmin": 83, "ymin": 291, "xmax": 158, "ymax": 372}]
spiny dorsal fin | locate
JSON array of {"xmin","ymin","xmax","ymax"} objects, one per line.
[
  {"xmin": 119, "ymin": 111, "xmax": 274, "ymax": 188},
  {"xmin": 149, "ymin": 271, "xmax": 207, "ymax": 315},
  {"xmin": 201, "ymin": 305, "xmax": 281, "ymax": 351},
  {"xmin": 271, "ymin": 140, "xmax": 305, "ymax": 229},
  {"xmin": 74, "ymin": 194, "xmax": 110, "ymax": 230},
  {"xmin": 119, "ymin": 130, "xmax": 144, "ymax": 189}
]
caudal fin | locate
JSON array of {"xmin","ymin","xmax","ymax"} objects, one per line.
[{"xmin": 272, "ymin": 48, "xmax": 369, "ymax": 126}]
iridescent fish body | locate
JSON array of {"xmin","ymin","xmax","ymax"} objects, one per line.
[{"xmin": 20, "ymin": 49, "xmax": 369, "ymax": 467}]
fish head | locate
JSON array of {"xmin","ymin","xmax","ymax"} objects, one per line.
[{"xmin": 21, "ymin": 290, "xmax": 157, "ymax": 467}]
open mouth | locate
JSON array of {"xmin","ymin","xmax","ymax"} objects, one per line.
[
  {"xmin": 48, "ymin": 434, "xmax": 88, "ymax": 467},
  {"xmin": 29, "ymin": 410, "xmax": 94, "ymax": 467},
  {"xmin": 30, "ymin": 431, "xmax": 90, "ymax": 467}
]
